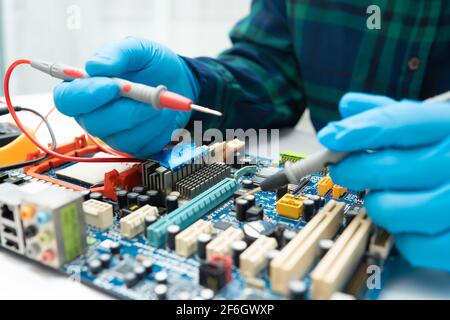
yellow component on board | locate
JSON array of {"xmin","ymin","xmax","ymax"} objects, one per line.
[
  {"xmin": 332, "ymin": 184, "xmax": 348, "ymax": 199},
  {"xmin": 317, "ymin": 176, "xmax": 334, "ymax": 196},
  {"xmin": 276, "ymin": 194, "xmax": 304, "ymax": 220},
  {"xmin": 0, "ymin": 127, "xmax": 38, "ymax": 166}
]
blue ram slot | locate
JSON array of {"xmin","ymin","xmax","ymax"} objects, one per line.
[
  {"xmin": 150, "ymin": 142, "xmax": 209, "ymax": 170},
  {"xmin": 147, "ymin": 177, "xmax": 238, "ymax": 247}
]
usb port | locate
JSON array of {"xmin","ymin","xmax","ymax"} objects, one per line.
[
  {"xmin": 5, "ymin": 239, "xmax": 19, "ymax": 251},
  {"xmin": 2, "ymin": 225, "xmax": 17, "ymax": 236}
]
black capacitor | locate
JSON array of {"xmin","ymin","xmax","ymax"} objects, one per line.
[
  {"xmin": 197, "ymin": 233, "xmax": 212, "ymax": 260},
  {"xmin": 110, "ymin": 242, "xmax": 121, "ymax": 255},
  {"xmin": 133, "ymin": 265, "xmax": 146, "ymax": 280},
  {"xmin": 308, "ymin": 195, "xmax": 323, "ymax": 211},
  {"xmin": 137, "ymin": 194, "xmax": 150, "ymax": 207},
  {"xmin": 155, "ymin": 284, "xmax": 168, "ymax": 300},
  {"xmin": 116, "ymin": 190, "xmax": 128, "ymax": 209},
  {"xmin": 89, "ymin": 192, "xmax": 103, "ymax": 201},
  {"xmin": 144, "ymin": 215, "xmax": 158, "ymax": 229},
  {"xmin": 132, "ymin": 186, "xmax": 146, "ymax": 195},
  {"xmin": 146, "ymin": 190, "xmax": 161, "ymax": 207},
  {"xmin": 270, "ymin": 224, "xmax": 286, "ymax": 248},
  {"xmin": 88, "ymin": 259, "xmax": 102, "ymax": 274},
  {"xmin": 244, "ymin": 194, "xmax": 256, "ymax": 207},
  {"xmin": 276, "ymin": 185, "xmax": 288, "ymax": 200},
  {"xmin": 167, "ymin": 224, "xmax": 181, "ymax": 250},
  {"xmin": 99, "ymin": 253, "xmax": 112, "ymax": 268},
  {"xmin": 265, "ymin": 249, "xmax": 279, "ymax": 276},
  {"xmin": 242, "ymin": 179, "xmax": 254, "ymax": 189},
  {"xmin": 344, "ymin": 209, "xmax": 359, "ymax": 227},
  {"xmin": 282, "ymin": 229, "xmax": 297, "ymax": 247},
  {"xmin": 289, "ymin": 280, "xmax": 307, "ymax": 300},
  {"xmin": 318, "ymin": 239, "xmax": 334, "ymax": 258},
  {"xmin": 166, "ymin": 195, "xmax": 179, "ymax": 213},
  {"xmin": 235, "ymin": 199, "xmax": 249, "ymax": 221},
  {"xmin": 127, "ymin": 192, "xmax": 139, "ymax": 206},
  {"xmin": 141, "ymin": 260, "xmax": 153, "ymax": 274},
  {"xmin": 231, "ymin": 240, "xmax": 247, "ymax": 267},
  {"xmin": 302, "ymin": 199, "xmax": 316, "ymax": 222},
  {"xmin": 124, "ymin": 272, "xmax": 138, "ymax": 288},
  {"xmin": 155, "ymin": 271, "xmax": 168, "ymax": 284}
]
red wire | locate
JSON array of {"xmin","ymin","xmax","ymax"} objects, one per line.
[
  {"xmin": 34, "ymin": 106, "xmax": 55, "ymax": 132},
  {"xmin": 3, "ymin": 59, "xmax": 142, "ymax": 163}
]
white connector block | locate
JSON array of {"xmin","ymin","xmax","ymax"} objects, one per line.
[
  {"xmin": 120, "ymin": 205, "xmax": 158, "ymax": 239},
  {"xmin": 206, "ymin": 226, "xmax": 243, "ymax": 260},
  {"xmin": 175, "ymin": 219, "xmax": 213, "ymax": 257},
  {"xmin": 82, "ymin": 199, "xmax": 113, "ymax": 230},
  {"xmin": 240, "ymin": 236, "xmax": 277, "ymax": 277}
]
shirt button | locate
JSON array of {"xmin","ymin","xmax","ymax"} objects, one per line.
[{"xmin": 408, "ymin": 57, "xmax": 421, "ymax": 71}]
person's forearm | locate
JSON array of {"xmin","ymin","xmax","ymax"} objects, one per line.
[{"xmin": 183, "ymin": 0, "xmax": 306, "ymax": 132}]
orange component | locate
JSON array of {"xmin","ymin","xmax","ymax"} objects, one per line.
[
  {"xmin": 210, "ymin": 255, "xmax": 232, "ymax": 283},
  {"xmin": 0, "ymin": 127, "xmax": 38, "ymax": 166},
  {"xmin": 332, "ymin": 184, "xmax": 348, "ymax": 199},
  {"xmin": 20, "ymin": 205, "xmax": 36, "ymax": 221},
  {"xmin": 317, "ymin": 176, "xmax": 334, "ymax": 196},
  {"xmin": 24, "ymin": 135, "xmax": 142, "ymax": 197}
]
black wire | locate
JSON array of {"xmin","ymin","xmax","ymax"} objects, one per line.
[{"xmin": 0, "ymin": 106, "xmax": 57, "ymax": 171}]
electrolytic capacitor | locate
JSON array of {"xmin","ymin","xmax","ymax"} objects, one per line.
[
  {"xmin": 167, "ymin": 224, "xmax": 181, "ymax": 250},
  {"xmin": 308, "ymin": 194, "xmax": 323, "ymax": 211},
  {"xmin": 282, "ymin": 229, "xmax": 297, "ymax": 247},
  {"xmin": 137, "ymin": 194, "xmax": 150, "ymax": 207},
  {"xmin": 235, "ymin": 198, "xmax": 249, "ymax": 221},
  {"xmin": 289, "ymin": 280, "xmax": 307, "ymax": 300},
  {"xmin": 124, "ymin": 272, "xmax": 138, "ymax": 288},
  {"xmin": 166, "ymin": 195, "xmax": 179, "ymax": 213},
  {"xmin": 318, "ymin": 239, "xmax": 334, "ymax": 258},
  {"xmin": 132, "ymin": 186, "xmax": 146, "ymax": 195},
  {"xmin": 88, "ymin": 259, "xmax": 102, "ymax": 274},
  {"xmin": 146, "ymin": 190, "xmax": 160, "ymax": 207},
  {"xmin": 133, "ymin": 265, "xmax": 146, "ymax": 280},
  {"xmin": 155, "ymin": 271, "xmax": 168, "ymax": 284},
  {"xmin": 127, "ymin": 192, "xmax": 139, "ymax": 206},
  {"xmin": 109, "ymin": 242, "xmax": 121, "ymax": 255},
  {"xmin": 197, "ymin": 233, "xmax": 212, "ymax": 260},
  {"xmin": 302, "ymin": 199, "xmax": 316, "ymax": 222},
  {"xmin": 116, "ymin": 190, "xmax": 128, "ymax": 209},
  {"xmin": 242, "ymin": 179, "xmax": 254, "ymax": 189},
  {"xmin": 144, "ymin": 215, "xmax": 158, "ymax": 229},
  {"xmin": 141, "ymin": 260, "xmax": 153, "ymax": 274},
  {"xmin": 231, "ymin": 240, "xmax": 247, "ymax": 267},
  {"xmin": 155, "ymin": 284, "xmax": 168, "ymax": 300},
  {"xmin": 244, "ymin": 194, "xmax": 256, "ymax": 207},
  {"xmin": 99, "ymin": 253, "xmax": 112, "ymax": 268},
  {"xmin": 265, "ymin": 249, "xmax": 280, "ymax": 276}
]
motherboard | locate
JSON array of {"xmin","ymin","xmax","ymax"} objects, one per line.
[{"xmin": 0, "ymin": 137, "xmax": 394, "ymax": 300}]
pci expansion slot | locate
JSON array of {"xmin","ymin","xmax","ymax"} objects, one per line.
[{"xmin": 147, "ymin": 178, "xmax": 238, "ymax": 247}]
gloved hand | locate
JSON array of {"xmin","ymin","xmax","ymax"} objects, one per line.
[
  {"xmin": 318, "ymin": 93, "xmax": 450, "ymax": 272},
  {"xmin": 53, "ymin": 36, "xmax": 199, "ymax": 158}
]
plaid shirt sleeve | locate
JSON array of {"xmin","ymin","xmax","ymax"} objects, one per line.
[
  {"xmin": 183, "ymin": 0, "xmax": 306, "ymax": 131},
  {"xmin": 184, "ymin": 0, "xmax": 450, "ymax": 131}
]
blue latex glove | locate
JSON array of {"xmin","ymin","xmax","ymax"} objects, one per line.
[
  {"xmin": 53, "ymin": 36, "xmax": 199, "ymax": 158},
  {"xmin": 318, "ymin": 93, "xmax": 450, "ymax": 272}
]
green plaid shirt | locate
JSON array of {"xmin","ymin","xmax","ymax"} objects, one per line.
[{"xmin": 184, "ymin": 0, "xmax": 450, "ymax": 131}]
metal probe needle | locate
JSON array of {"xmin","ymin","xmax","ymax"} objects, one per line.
[{"xmin": 190, "ymin": 104, "xmax": 223, "ymax": 116}]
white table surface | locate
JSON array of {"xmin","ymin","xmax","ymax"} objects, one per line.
[{"xmin": 0, "ymin": 93, "xmax": 449, "ymax": 300}]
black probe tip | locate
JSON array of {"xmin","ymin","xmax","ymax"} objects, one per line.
[{"xmin": 260, "ymin": 171, "xmax": 290, "ymax": 191}]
